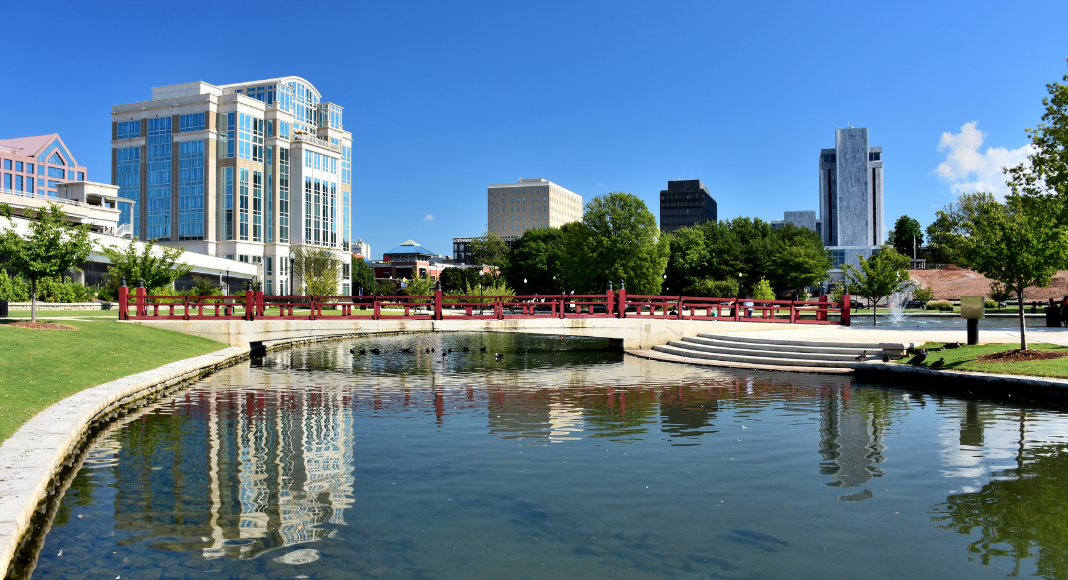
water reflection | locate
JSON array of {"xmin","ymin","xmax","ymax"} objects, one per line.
[{"xmin": 23, "ymin": 334, "xmax": 1068, "ymax": 580}]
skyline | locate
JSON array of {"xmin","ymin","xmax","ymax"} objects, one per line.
[{"xmin": 2, "ymin": 1, "xmax": 1066, "ymax": 259}]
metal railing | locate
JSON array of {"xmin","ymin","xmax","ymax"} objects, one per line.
[
  {"xmin": 117, "ymin": 284, "xmax": 852, "ymax": 326},
  {"xmin": 292, "ymin": 133, "xmax": 341, "ymax": 153}
]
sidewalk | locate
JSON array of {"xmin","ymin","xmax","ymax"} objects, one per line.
[{"xmin": 709, "ymin": 324, "xmax": 1068, "ymax": 348}]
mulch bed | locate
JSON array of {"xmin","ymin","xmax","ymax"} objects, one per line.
[
  {"xmin": 976, "ymin": 349, "xmax": 1068, "ymax": 363},
  {"xmin": 4, "ymin": 321, "xmax": 78, "ymax": 331}
]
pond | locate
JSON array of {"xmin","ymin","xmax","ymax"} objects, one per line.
[{"xmin": 18, "ymin": 333, "xmax": 1068, "ymax": 579}]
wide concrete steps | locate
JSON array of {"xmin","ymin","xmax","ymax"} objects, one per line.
[{"xmin": 651, "ymin": 333, "xmax": 892, "ymax": 370}]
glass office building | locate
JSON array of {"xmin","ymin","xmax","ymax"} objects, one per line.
[{"xmin": 111, "ymin": 77, "xmax": 353, "ymax": 295}]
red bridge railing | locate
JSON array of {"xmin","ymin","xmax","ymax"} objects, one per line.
[{"xmin": 116, "ymin": 284, "xmax": 851, "ymax": 326}]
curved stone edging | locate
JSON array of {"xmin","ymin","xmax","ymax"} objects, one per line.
[
  {"xmin": 851, "ymin": 361, "xmax": 1068, "ymax": 403},
  {"xmin": 0, "ymin": 346, "xmax": 249, "ymax": 578},
  {"xmin": 625, "ymin": 348, "xmax": 853, "ymax": 375}
]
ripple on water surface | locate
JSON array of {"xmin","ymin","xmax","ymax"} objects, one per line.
[{"xmin": 21, "ymin": 333, "xmax": 1068, "ymax": 579}]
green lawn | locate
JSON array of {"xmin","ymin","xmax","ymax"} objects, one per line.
[
  {"xmin": 896, "ymin": 341, "xmax": 1068, "ymax": 379},
  {"xmin": 6, "ymin": 309, "xmax": 119, "ymax": 318},
  {"xmin": 0, "ymin": 319, "xmax": 227, "ymax": 443}
]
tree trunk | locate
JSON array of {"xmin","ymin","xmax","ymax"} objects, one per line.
[
  {"xmin": 1017, "ymin": 288, "xmax": 1027, "ymax": 351},
  {"xmin": 873, "ymin": 297, "xmax": 878, "ymax": 326},
  {"xmin": 30, "ymin": 278, "xmax": 36, "ymax": 323}
]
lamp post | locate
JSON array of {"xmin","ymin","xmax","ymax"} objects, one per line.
[
  {"xmin": 663, "ymin": 273, "xmax": 668, "ymax": 295},
  {"xmin": 524, "ymin": 278, "xmax": 528, "ymax": 296}
]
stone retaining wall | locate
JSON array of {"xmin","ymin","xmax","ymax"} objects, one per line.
[
  {"xmin": 851, "ymin": 361, "xmax": 1068, "ymax": 404},
  {"xmin": 6, "ymin": 302, "xmax": 113, "ymax": 311}
]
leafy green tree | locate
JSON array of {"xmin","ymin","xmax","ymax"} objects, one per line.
[
  {"xmin": 100, "ymin": 238, "xmax": 190, "ymax": 298},
  {"xmin": 350, "ymin": 255, "xmax": 378, "ymax": 295},
  {"xmin": 768, "ymin": 223, "xmax": 832, "ymax": 299},
  {"xmin": 682, "ymin": 278, "xmax": 739, "ymax": 298},
  {"xmin": 0, "ymin": 204, "xmax": 93, "ymax": 322},
  {"xmin": 951, "ymin": 196, "xmax": 1068, "ymax": 349},
  {"xmin": 663, "ymin": 226, "xmax": 711, "ymax": 293},
  {"xmin": 842, "ymin": 246, "xmax": 911, "ymax": 326},
  {"xmin": 926, "ymin": 192, "xmax": 997, "ymax": 264},
  {"xmin": 888, "ymin": 215, "xmax": 924, "ymax": 258},
  {"xmin": 501, "ymin": 227, "xmax": 566, "ymax": 295},
  {"xmin": 752, "ymin": 277, "xmax": 775, "ymax": 301},
  {"xmin": 987, "ymin": 281, "xmax": 1012, "ymax": 310},
  {"xmin": 728, "ymin": 217, "xmax": 776, "ymax": 292},
  {"xmin": 912, "ymin": 283, "xmax": 934, "ymax": 304},
  {"xmin": 0, "ymin": 269, "xmax": 30, "ymax": 301},
  {"xmin": 292, "ymin": 247, "xmax": 341, "ymax": 296},
  {"xmin": 562, "ymin": 192, "xmax": 669, "ymax": 295},
  {"xmin": 406, "ymin": 276, "xmax": 434, "ymax": 302},
  {"xmin": 1006, "ymin": 58, "xmax": 1068, "ymax": 225},
  {"xmin": 437, "ymin": 267, "xmax": 468, "ymax": 294},
  {"xmin": 468, "ymin": 231, "xmax": 509, "ymax": 277}
]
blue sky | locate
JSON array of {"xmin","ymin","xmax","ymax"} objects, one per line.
[{"xmin": 4, "ymin": 1, "xmax": 1067, "ymax": 258}]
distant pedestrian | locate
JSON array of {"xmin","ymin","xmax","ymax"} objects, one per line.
[{"xmin": 1061, "ymin": 296, "xmax": 1068, "ymax": 327}]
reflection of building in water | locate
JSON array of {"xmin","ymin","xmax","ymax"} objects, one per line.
[
  {"xmin": 960, "ymin": 402, "xmax": 983, "ymax": 448},
  {"xmin": 818, "ymin": 388, "xmax": 886, "ymax": 499},
  {"xmin": 659, "ymin": 385, "xmax": 720, "ymax": 439},
  {"xmin": 548, "ymin": 403, "xmax": 583, "ymax": 442}
]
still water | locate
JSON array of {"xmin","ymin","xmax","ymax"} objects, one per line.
[{"xmin": 22, "ymin": 333, "xmax": 1068, "ymax": 579}]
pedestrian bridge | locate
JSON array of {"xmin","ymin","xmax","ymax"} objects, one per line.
[{"xmin": 118, "ymin": 286, "xmax": 851, "ymax": 351}]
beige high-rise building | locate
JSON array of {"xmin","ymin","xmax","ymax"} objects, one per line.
[{"xmin": 486, "ymin": 177, "xmax": 582, "ymax": 241}]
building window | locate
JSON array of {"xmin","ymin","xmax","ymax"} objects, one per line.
[
  {"xmin": 47, "ymin": 167, "xmax": 65, "ymax": 179},
  {"xmin": 26, "ymin": 177, "xmax": 33, "ymax": 194},
  {"xmin": 179, "ymin": 113, "xmax": 205, "ymax": 133},
  {"xmin": 221, "ymin": 167, "xmax": 234, "ymax": 240},
  {"xmin": 14, "ymin": 161, "xmax": 22, "ymax": 172},
  {"xmin": 238, "ymin": 113, "xmax": 252, "ymax": 160},
  {"xmin": 117, "ymin": 120, "xmax": 141, "ymax": 140},
  {"xmin": 342, "ymin": 145, "xmax": 351, "ymax": 185},
  {"xmin": 279, "ymin": 147, "xmax": 290, "ymax": 243},
  {"xmin": 280, "ymin": 121, "xmax": 291, "ymax": 139},
  {"xmin": 305, "ymin": 177, "xmax": 312, "ymax": 242},
  {"xmin": 77, "ymin": 171, "xmax": 85, "ymax": 181},
  {"xmin": 146, "ymin": 116, "xmax": 173, "ymax": 241},
  {"xmin": 252, "ymin": 118, "xmax": 264, "ymax": 162},
  {"xmin": 68, "ymin": 170, "xmax": 76, "ymax": 180},
  {"xmin": 116, "ymin": 147, "xmax": 140, "ymax": 235},
  {"xmin": 869, "ymin": 151, "xmax": 881, "ymax": 161},
  {"xmin": 26, "ymin": 163, "xmax": 33, "ymax": 174},
  {"xmin": 14, "ymin": 175, "xmax": 23, "ymax": 191},
  {"xmin": 266, "ymin": 172, "xmax": 273, "ymax": 244},
  {"xmin": 252, "ymin": 170, "xmax": 262, "ymax": 242},
  {"xmin": 178, "ymin": 139, "xmax": 205, "ymax": 241},
  {"xmin": 239, "ymin": 168, "xmax": 249, "ymax": 240}
]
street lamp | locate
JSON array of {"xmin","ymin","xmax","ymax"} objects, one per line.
[
  {"xmin": 663, "ymin": 273, "xmax": 668, "ymax": 296},
  {"xmin": 524, "ymin": 278, "xmax": 528, "ymax": 296}
]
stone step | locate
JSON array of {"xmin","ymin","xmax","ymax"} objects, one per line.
[
  {"xmin": 652, "ymin": 344, "xmax": 858, "ymax": 368},
  {"xmin": 696, "ymin": 333, "xmax": 910, "ymax": 354},
  {"xmin": 682, "ymin": 335, "xmax": 871, "ymax": 356},
  {"xmin": 669, "ymin": 339, "xmax": 873, "ymax": 363}
]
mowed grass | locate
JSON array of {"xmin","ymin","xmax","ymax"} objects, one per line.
[
  {"xmin": 895, "ymin": 341, "xmax": 1068, "ymax": 379},
  {"xmin": 0, "ymin": 319, "xmax": 226, "ymax": 443},
  {"xmin": 6, "ymin": 309, "xmax": 119, "ymax": 318}
]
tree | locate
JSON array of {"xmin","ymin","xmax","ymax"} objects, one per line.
[
  {"xmin": 925, "ymin": 192, "xmax": 996, "ymax": 264},
  {"xmin": 888, "ymin": 215, "xmax": 924, "ymax": 258},
  {"xmin": 468, "ymin": 231, "xmax": 509, "ymax": 277},
  {"xmin": 350, "ymin": 255, "xmax": 377, "ymax": 296},
  {"xmin": 0, "ymin": 204, "xmax": 93, "ymax": 322},
  {"xmin": 500, "ymin": 227, "xmax": 566, "ymax": 295},
  {"xmin": 100, "ymin": 238, "xmax": 190, "ymax": 297},
  {"xmin": 842, "ymin": 246, "xmax": 911, "ymax": 326},
  {"xmin": 663, "ymin": 226, "xmax": 711, "ymax": 293},
  {"xmin": 437, "ymin": 267, "xmax": 468, "ymax": 294},
  {"xmin": 561, "ymin": 192, "xmax": 669, "ymax": 295},
  {"xmin": 292, "ymin": 248, "xmax": 341, "ymax": 296},
  {"xmin": 988, "ymin": 281, "xmax": 1013, "ymax": 310},
  {"xmin": 767, "ymin": 223, "xmax": 832, "ymax": 299},
  {"xmin": 683, "ymin": 278, "xmax": 739, "ymax": 298},
  {"xmin": 951, "ymin": 196, "xmax": 1068, "ymax": 350},
  {"xmin": 1006, "ymin": 58, "xmax": 1068, "ymax": 225},
  {"xmin": 752, "ymin": 277, "xmax": 775, "ymax": 301}
]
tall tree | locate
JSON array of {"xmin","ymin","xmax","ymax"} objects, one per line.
[
  {"xmin": 1006, "ymin": 58, "xmax": 1068, "ymax": 224},
  {"xmin": 768, "ymin": 223, "xmax": 831, "ymax": 299},
  {"xmin": 888, "ymin": 215, "xmax": 924, "ymax": 258},
  {"xmin": 501, "ymin": 227, "xmax": 566, "ymax": 295},
  {"xmin": 0, "ymin": 204, "xmax": 93, "ymax": 322},
  {"xmin": 562, "ymin": 192, "xmax": 669, "ymax": 295},
  {"xmin": 292, "ymin": 248, "xmax": 341, "ymax": 296},
  {"xmin": 951, "ymin": 196, "xmax": 1068, "ymax": 350},
  {"xmin": 468, "ymin": 231, "xmax": 509, "ymax": 277},
  {"xmin": 842, "ymin": 246, "xmax": 911, "ymax": 326},
  {"xmin": 663, "ymin": 226, "xmax": 710, "ymax": 293},
  {"xmin": 100, "ymin": 238, "xmax": 190, "ymax": 296},
  {"xmin": 925, "ymin": 192, "xmax": 997, "ymax": 264},
  {"xmin": 350, "ymin": 255, "xmax": 377, "ymax": 296}
]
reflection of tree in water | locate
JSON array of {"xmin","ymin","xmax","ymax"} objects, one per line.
[
  {"xmin": 933, "ymin": 414, "xmax": 1068, "ymax": 579},
  {"xmin": 659, "ymin": 384, "xmax": 719, "ymax": 440}
]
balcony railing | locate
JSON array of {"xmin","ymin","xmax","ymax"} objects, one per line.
[
  {"xmin": 292, "ymin": 133, "xmax": 341, "ymax": 153},
  {"xmin": 0, "ymin": 188, "xmax": 95, "ymax": 209}
]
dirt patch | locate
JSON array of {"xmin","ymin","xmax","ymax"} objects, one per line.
[
  {"xmin": 911, "ymin": 267, "xmax": 1068, "ymax": 302},
  {"xmin": 976, "ymin": 349, "xmax": 1068, "ymax": 363},
  {"xmin": 5, "ymin": 321, "xmax": 79, "ymax": 331}
]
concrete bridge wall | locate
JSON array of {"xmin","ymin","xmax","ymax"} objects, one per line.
[{"xmin": 127, "ymin": 318, "xmax": 799, "ymax": 350}]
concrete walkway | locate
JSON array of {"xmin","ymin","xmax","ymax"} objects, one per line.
[
  {"xmin": 0, "ymin": 346, "xmax": 248, "ymax": 576},
  {"xmin": 704, "ymin": 324, "xmax": 1068, "ymax": 348}
]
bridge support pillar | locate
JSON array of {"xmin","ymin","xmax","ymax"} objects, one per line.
[{"xmin": 608, "ymin": 338, "xmax": 624, "ymax": 352}]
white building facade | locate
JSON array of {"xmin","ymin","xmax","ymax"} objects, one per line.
[
  {"xmin": 486, "ymin": 177, "xmax": 582, "ymax": 242},
  {"xmin": 110, "ymin": 76, "xmax": 353, "ymax": 295}
]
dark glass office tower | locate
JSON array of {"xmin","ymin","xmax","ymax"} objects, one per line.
[{"xmin": 659, "ymin": 179, "xmax": 717, "ymax": 233}]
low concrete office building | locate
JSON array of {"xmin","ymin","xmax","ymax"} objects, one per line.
[
  {"xmin": 452, "ymin": 237, "xmax": 474, "ymax": 265},
  {"xmin": 770, "ymin": 210, "xmax": 822, "ymax": 237},
  {"xmin": 659, "ymin": 179, "xmax": 717, "ymax": 233},
  {"xmin": 487, "ymin": 178, "xmax": 582, "ymax": 241}
]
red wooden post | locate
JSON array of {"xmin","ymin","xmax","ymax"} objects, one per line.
[
  {"xmin": 256, "ymin": 291, "xmax": 265, "ymax": 317},
  {"xmin": 497, "ymin": 299, "xmax": 504, "ymax": 320},
  {"xmin": 118, "ymin": 283, "xmax": 128, "ymax": 320},
  {"xmin": 676, "ymin": 299, "xmax": 683, "ymax": 320},
  {"xmin": 135, "ymin": 284, "xmax": 146, "ymax": 318},
  {"xmin": 789, "ymin": 301, "xmax": 796, "ymax": 323},
  {"xmin": 373, "ymin": 296, "xmax": 380, "ymax": 320},
  {"xmin": 606, "ymin": 287, "xmax": 614, "ymax": 317},
  {"xmin": 733, "ymin": 298, "xmax": 740, "ymax": 321},
  {"xmin": 817, "ymin": 294, "xmax": 828, "ymax": 321},
  {"xmin": 841, "ymin": 293, "xmax": 851, "ymax": 326},
  {"xmin": 244, "ymin": 289, "xmax": 253, "ymax": 321},
  {"xmin": 617, "ymin": 286, "xmax": 626, "ymax": 318},
  {"xmin": 434, "ymin": 289, "xmax": 443, "ymax": 320},
  {"xmin": 183, "ymin": 296, "xmax": 190, "ymax": 320}
]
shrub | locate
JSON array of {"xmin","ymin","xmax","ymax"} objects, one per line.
[
  {"xmin": 830, "ymin": 281, "xmax": 845, "ymax": 304},
  {"xmin": 752, "ymin": 278, "xmax": 775, "ymax": 301},
  {"xmin": 912, "ymin": 283, "xmax": 934, "ymax": 303},
  {"xmin": 35, "ymin": 278, "xmax": 96, "ymax": 302},
  {"xmin": 984, "ymin": 298, "xmax": 997, "ymax": 309},
  {"xmin": 0, "ymin": 270, "xmax": 30, "ymax": 301},
  {"xmin": 926, "ymin": 299, "xmax": 954, "ymax": 312},
  {"xmin": 683, "ymin": 278, "xmax": 740, "ymax": 298}
]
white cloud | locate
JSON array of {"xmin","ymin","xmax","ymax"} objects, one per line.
[
  {"xmin": 934, "ymin": 121, "xmax": 1033, "ymax": 199},
  {"xmin": 424, "ymin": 214, "xmax": 434, "ymax": 221}
]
